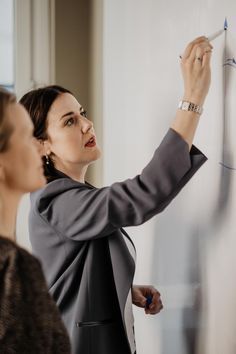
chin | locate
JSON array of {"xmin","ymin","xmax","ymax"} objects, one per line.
[
  {"xmin": 27, "ymin": 176, "xmax": 46, "ymax": 192},
  {"xmin": 94, "ymin": 150, "xmax": 102, "ymax": 163},
  {"xmin": 87, "ymin": 147, "xmax": 102, "ymax": 162},
  {"xmin": 95, "ymin": 147, "xmax": 102, "ymax": 159}
]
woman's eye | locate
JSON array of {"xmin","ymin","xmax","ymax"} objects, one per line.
[
  {"xmin": 81, "ymin": 110, "xmax": 87, "ymax": 118},
  {"xmin": 65, "ymin": 117, "xmax": 75, "ymax": 126}
]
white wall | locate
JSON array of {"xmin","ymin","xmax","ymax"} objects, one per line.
[
  {"xmin": 0, "ymin": 0, "xmax": 14, "ymax": 87},
  {"xmin": 102, "ymin": 1, "xmax": 236, "ymax": 353}
]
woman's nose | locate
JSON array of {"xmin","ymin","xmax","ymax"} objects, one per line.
[{"xmin": 81, "ymin": 117, "xmax": 93, "ymax": 134}]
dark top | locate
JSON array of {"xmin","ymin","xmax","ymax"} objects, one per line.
[{"xmin": 0, "ymin": 236, "xmax": 71, "ymax": 354}]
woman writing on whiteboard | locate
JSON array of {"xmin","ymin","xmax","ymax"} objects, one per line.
[{"xmin": 20, "ymin": 36, "xmax": 212, "ymax": 354}]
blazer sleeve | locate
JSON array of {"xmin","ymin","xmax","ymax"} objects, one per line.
[{"xmin": 39, "ymin": 128, "xmax": 207, "ymax": 241}]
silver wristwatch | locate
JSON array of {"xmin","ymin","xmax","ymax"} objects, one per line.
[{"xmin": 178, "ymin": 100, "xmax": 203, "ymax": 115}]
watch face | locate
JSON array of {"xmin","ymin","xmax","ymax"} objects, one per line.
[{"xmin": 182, "ymin": 102, "xmax": 189, "ymax": 110}]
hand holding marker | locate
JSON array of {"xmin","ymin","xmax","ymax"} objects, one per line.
[{"xmin": 145, "ymin": 293, "xmax": 163, "ymax": 313}]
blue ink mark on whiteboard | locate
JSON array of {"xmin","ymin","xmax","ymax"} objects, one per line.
[
  {"xmin": 219, "ymin": 162, "xmax": 236, "ymax": 171},
  {"xmin": 223, "ymin": 58, "xmax": 236, "ymax": 68}
]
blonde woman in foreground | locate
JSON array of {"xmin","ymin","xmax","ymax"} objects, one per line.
[{"xmin": 0, "ymin": 87, "xmax": 70, "ymax": 354}]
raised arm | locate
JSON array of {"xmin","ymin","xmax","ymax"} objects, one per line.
[
  {"xmin": 171, "ymin": 36, "xmax": 212, "ymax": 148},
  {"xmin": 36, "ymin": 129, "xmax": 206, "ymax": 241}
]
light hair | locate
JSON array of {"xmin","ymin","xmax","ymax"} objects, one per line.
[{"xmin": 0, "ymin": 87, "xmax": 16, "ymax": 152}]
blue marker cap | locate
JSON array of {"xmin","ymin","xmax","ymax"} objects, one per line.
[
  {"xmin": 224, "ymin": 17, "xmax": 228, "ymax": 30},
  {"xmin": 146, "ymin": 295, "xmax": 153, "ymax": 308}
]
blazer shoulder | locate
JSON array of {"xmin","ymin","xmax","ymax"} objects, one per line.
[{"xmin": 30, "ymin": 177, "xmax": 93, "ymax": 213}]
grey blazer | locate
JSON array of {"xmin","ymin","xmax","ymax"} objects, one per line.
[{"xmin": 29, "ymin": 129, "xmax": 207, "ymax": 354}]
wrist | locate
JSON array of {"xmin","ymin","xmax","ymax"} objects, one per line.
[{"xmin": 183, "ymin": 93, "xmax": 205, "ymax": 106}]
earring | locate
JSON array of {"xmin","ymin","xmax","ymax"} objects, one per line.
[{"xmin": 45, "ymin": 155, "xmax": 50, "ymax": 165}]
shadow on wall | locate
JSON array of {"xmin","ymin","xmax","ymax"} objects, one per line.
[
  {"xmin": 150, "ymin": 197, "xmax": 204, "ymax": 354},
  {"xmin": 214, "ymin": 41, "xmax": 234, "ymax": 230}
]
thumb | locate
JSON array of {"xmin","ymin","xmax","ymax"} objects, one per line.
[
  {"xmin": 140, "ymin": 297, "xmax": 147, "ymax": 307},
  {"xmin": 134, "ymin": 294, "xmax": 146, "ymax": 307}
]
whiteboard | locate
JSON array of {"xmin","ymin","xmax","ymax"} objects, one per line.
[{"xmin": 103, "ymin": 1, "xmax": 236, "ymax": 353}]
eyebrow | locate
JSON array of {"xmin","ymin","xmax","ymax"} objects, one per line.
[{"xmin": 60, "ymin": 107, "xmax": 84, "ymax": 120}]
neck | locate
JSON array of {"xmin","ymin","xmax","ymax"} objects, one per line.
[
  {"xmin": 55, "ymin": 161, "xmax": 88, "ymax": 183},
  {"xmin": 0, "ymin": 187, "xmax": 21, "ymax": 242}
]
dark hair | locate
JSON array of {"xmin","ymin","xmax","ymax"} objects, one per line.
[
  {"xmin": 20, "ymin": 85, "xmax": 72, "ymax": 182},
  {"xmin": 0, "ymin": 87, "xmax": 16, "ymax": 152}
]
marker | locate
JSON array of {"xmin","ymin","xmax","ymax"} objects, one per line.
[
  {"xmin": 207, "ymin": 18, "xmax": 228, "ymax": 42},
  {"xmin": 224, "ymin": 17, "xmax": 228, "ymax": 30},
  {"xmin": 146, "ymin": 295, "xmax": 153, "ymax": 309}
]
